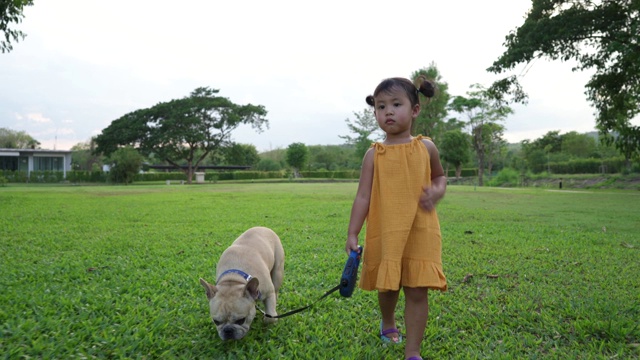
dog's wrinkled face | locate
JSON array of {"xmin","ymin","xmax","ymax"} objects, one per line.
[{"xmin": 199, "ymin": 278, "xmax": 260, "ymax": 340}]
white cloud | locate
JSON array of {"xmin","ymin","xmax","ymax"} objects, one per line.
[{"xmin": 25, "ymin": 113, "xmax": 52, "ymax": 124}]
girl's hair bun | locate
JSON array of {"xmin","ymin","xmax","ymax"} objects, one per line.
[
  {"xmin": 365, "ymin": 95, "xmax": 375, "ymax": 106},
  {"xmin": 417, "ymin": 76, "xmax": 436, "ymax": 98}
]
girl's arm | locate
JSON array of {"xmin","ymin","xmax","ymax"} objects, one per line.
[
  {"xmin": 420, "ymin": 139, "xmax": 447, "ymax": 212},
  {"xmin": 346, "ymin": 148, "xmax": 374, "ymax": 254}
]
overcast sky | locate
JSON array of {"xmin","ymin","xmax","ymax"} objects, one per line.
[{"xmin": 0, "ymin": 0, "xmax": 607, "ymax": 152}]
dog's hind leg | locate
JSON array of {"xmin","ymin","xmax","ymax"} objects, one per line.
[{"xmin": 271, "ymin": 237, "xmax": 285, "ymax": 293}]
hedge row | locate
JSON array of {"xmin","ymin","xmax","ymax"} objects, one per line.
[
  {"xmin": 531, "ymin": 157, "xmax": 628, "ymax": 174},
  {"xmin": 1, "ymin": 159, "xmax": 634, "ymax": 184},
  {"xmin": 1, "ymin": 170, "xmax": 67, "ymax": 183},
  {"xmin": 215, "ymin": 171, "xmax": 286, "ymax": 181},
  {"xmin": 446, "ymin": 168, "xmax": 477, "ymax": 178},
  {"xmin": 299, "ymin": 170, "xmax": 359, "ymax": 179}
]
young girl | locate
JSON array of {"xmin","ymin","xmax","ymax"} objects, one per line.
[{"xmin": 345, "ymin": 76, "xmax": 447, "ymax": 360}]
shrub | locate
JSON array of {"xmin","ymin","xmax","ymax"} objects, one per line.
[
  {"xmin": 255, "ymin": 158, "xmax": 282, "ymax": 171},
  {"xmin": 446, "ymin": 168, "xmax": 477, "ymax": 178},
  {"xmin": 107, "ymin": 147, "xmax": 144, "ymax": 184},
  {"xmin": 486, "ymin": 168, "xmax": 520, "ymax": 187},
  {"xmin": 67, "ymin": 171, "xmax": 108, "ymax": 183}
]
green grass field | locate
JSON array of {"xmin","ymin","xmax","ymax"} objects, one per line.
[{"xmin": 1, "ymin": 183, "xmax": 638, "ymax": 359}]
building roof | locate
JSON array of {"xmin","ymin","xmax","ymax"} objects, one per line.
[{"xmin": 0, "ymin": 148, "xmax": 72, "ymax": 155}]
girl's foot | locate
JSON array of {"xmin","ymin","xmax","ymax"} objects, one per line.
[{"xmin": 379, "ymin": 321, "xmax": 402, "ymax": 343}]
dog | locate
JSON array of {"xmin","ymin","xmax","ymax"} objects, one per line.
[{"xmin": 199, "ymin": 226, "xmax": 285, "ymax": 340}]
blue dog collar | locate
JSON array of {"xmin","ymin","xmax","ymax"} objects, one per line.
[
  {"xmin": 217, "ymin": 269, "xmax": 254, "ymax": 283},
  {"xmin": 217, "ymin": 269, "xmax": 261, "ymax": 299}
]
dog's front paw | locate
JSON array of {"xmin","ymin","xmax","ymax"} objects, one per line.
[{"xmin": 263, "ymin": 315, "xmax": 278, "ymax": 324}]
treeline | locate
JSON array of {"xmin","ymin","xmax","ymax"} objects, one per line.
[{"xmin": 3, "ymin": 130, "xmax": 637, "ymax": 185}]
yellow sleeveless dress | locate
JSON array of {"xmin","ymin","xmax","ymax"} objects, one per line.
[{"xmin": 359, "ymin": 136, "xmax": 447, "ymax": 292}]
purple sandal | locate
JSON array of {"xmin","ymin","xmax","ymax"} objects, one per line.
[{"xmin": 379, "ymin": 321, "xmax": 403, "ymax": 344}]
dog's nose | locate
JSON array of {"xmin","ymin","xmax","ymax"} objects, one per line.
[{"xmin": 223, "ymin": 327, "xmax": 235, "ymax": 338}]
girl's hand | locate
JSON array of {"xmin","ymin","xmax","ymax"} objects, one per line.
[
  {"xmin": 345, "ymin": 235, "xmax": 360, "ymax": 255},
  {"xmin": 419, "ymin": 176, "xmax": 446, "ymax": 211},
  {"xmin": 419, "ymin": 185, "xmax": 437, "ymax": 212}
]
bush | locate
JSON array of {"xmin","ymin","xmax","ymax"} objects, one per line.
[
  {"xmin": 255, "ymin": 159, "xmax": 282, "ymax": 171},
  {"xmin": 446, "ymin": 168, "xmax": 477, "ymax": 178},
  {"xmin": 0, "ymin": 176, "xmax": 7, "ymax": 187},
  {"xmin": 546, "ymin": 157, "xmax": 627, "ymax": 174},
  {"xmin": 134, "ymin": 172, "xmax": 187, "ymax": 182},
  {"xmin": 67, "ymin": 171, "xmax": 109, "ymax": 183},
  {"xmin": 107, "ymin": 147, "xmax": 144, "ymax": 184},
  {"xmin": 29, "ymin": 171, "xmax": 65, "ymax": 183},
  {"xmin": 486, "ymin": 168, "xmax": 520, "ymax": 187},
  {"xmin": 1, "ymin": 171, "xmax": 28, "ymax": 183}
]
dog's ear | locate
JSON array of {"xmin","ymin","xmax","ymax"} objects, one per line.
[
  {"xmin": 199, "ymin": 278, "xmax": 217, "ymax": 300},
  {"xmin": 245, "ymin": 277, "xmax": 260, "ymax": 300}
]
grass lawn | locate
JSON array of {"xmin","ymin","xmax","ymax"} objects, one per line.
[{"xmin": 1, "ymin": 183, "xmax": 638, "ymax": 359}]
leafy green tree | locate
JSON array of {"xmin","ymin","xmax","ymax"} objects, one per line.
[
  {"xmin": 440, "ymin": 130, "xmax": 471, "ymax": 178},
  {"xmin": 221, "ymin": 143, "xmax": 260, "ymax": 167},
  {"xmin": 411, "ymin": 63, "xmax": 451, "ymax": 142},
  {"xmin": 308, "ymin": 145, "xmax": 354, "ymax": 170},
  {"xmin": 561, "ymin": 131, "xmax": 597, "ymax": 158},
  {"xmin": 286, "ymin": 142, "xmax": 308, "ymax": 178},
  {"xmin": 94, "ymin": 87, "xmax": 268, "ymax": 183},
  {"xmin": 0, "ymin": 127, "xmax": 39, "ymax": 148},
  {"xmin": 483, "ymin": 122, "xmax": 507, "ymax": 175},
  {"xmin": 449, "ymin": 84, "xmax": 513, "ymax": 186},
  {"xmin": 106, "ymin": 146, "xmax": 143, "ymax": 184},
  {"xmin": 520, "ymin": 130, "xmax": 566, "ymax": 172},
  {"xmin": 255, "ymin": 158, "xmax": 282, "ymax": 171},
  {"xmin": 0, "ymin": 0, "xmax": 33, "ymax": 53},
  {"xmin": 339, "ymin": 108, "xmax": 381, "ymax": 161},
  {"xmin": 533, "ymin": 131, "xmax": 563, "ymax": 154},
  {"xmin": 71, "ymin": 138, "xmax": 104, "ymax": 171},
  {"xmin": 521, "ymin": 140, "xmax": 548, "ymax": 173},
  {"xmin": 520, "ymin": 131, "xmax": 608, "ymax": 172},
  {"xmin": 488, "ymin": 0, "xmax": 640, "ymax": 161}
]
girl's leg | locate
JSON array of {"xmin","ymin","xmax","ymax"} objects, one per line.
[
  {"xmin": 403, "ymin": 287, "xmax": 429, "ymax": 359},
  {"xmin": 378, "ymin": 289, "xmax": 400, "ymax": 341}
]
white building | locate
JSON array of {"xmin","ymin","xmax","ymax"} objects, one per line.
[{"xmin": 0, "ymin": 148, "xmax": 73, "ymax": 179}]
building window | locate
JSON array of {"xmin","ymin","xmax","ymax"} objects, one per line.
[
  {"xmin": 0, "ymin": 156, "xmax": 18, "ymax": 171},
  {"xmin": 33, "ymin": 157, "xmax": 64, "ymax": 171}
]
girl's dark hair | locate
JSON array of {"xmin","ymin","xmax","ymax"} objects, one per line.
[{"xmin": 366, "ymin": 76, "xmax": 436, "ymax": 107}]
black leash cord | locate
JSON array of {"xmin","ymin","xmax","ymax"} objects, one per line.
[{"xmin": 257, "ymin": 282, "xmax": 343, "ymax": 319}]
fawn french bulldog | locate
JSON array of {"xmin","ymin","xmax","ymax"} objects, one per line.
[{"xmin": 199, "ymin": 227, "xmax": 284, "ymax": 340}]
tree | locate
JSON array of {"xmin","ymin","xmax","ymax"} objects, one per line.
[
  {"xmin": 307, "ymin": 145, "xmax": 352, "ymax": 170},
  {"xmin": 339, "ymin": 108, "xmax": 382, "ymax": 161},
  {"xmin": 285, "ymin": 142, "xmax": 308, "ymax": 178},
  {"xmin": 221, "ymin": 143, "xmax": 260, "ymax": 167},
  {"xmin": 482, "ymin": 122, "xmax": 507, "ymax": 175},
  {"xmin": 1, "ymin": 0, "xmax": 33, "ymax": 53},
  {"xmin": 449, "ymin": 84, "xmax": 513, "ymax": 186},
  {"xmin": 440, "ymin": 130, "xmax": 471, "ymax": 178},
  {"xmin": 71, "ymin": 138, "xmax": 103, "ymax": 171},
  {"xmin": 0, "ymin": 127, "xmax": 39, "ymax": 148},
  {"xmin": 561, "ymin": 131, "xmax": 597, "ymax": 158},
  {"xmin": 533, "ymin": 130, "xmax": 563, "ymax": 154},
  {"xmin": 106, "ymin": 146, "xmax": 143, "ymax": 184},
  {"xmin": 411, "ymin": 63, "xmax": 451, "ymax": 142},
  {"xmin": 521, "ymin": 139, "xmax": 548, "ymax": 173},
  {"xmin": 94, "ymin": 87, "xmax": 268, "ymax": 183},
  {"xmin": 255, "ymin": 158, "xmax": 282, "ymax": 171},
  {"xmin": 488, "ymin": 0, "xmax": 640, "ymax": 161}
]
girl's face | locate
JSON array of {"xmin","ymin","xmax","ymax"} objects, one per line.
[{"xmin": 373, "ymin": 89, "xmax": 420, "ymax": 139}]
